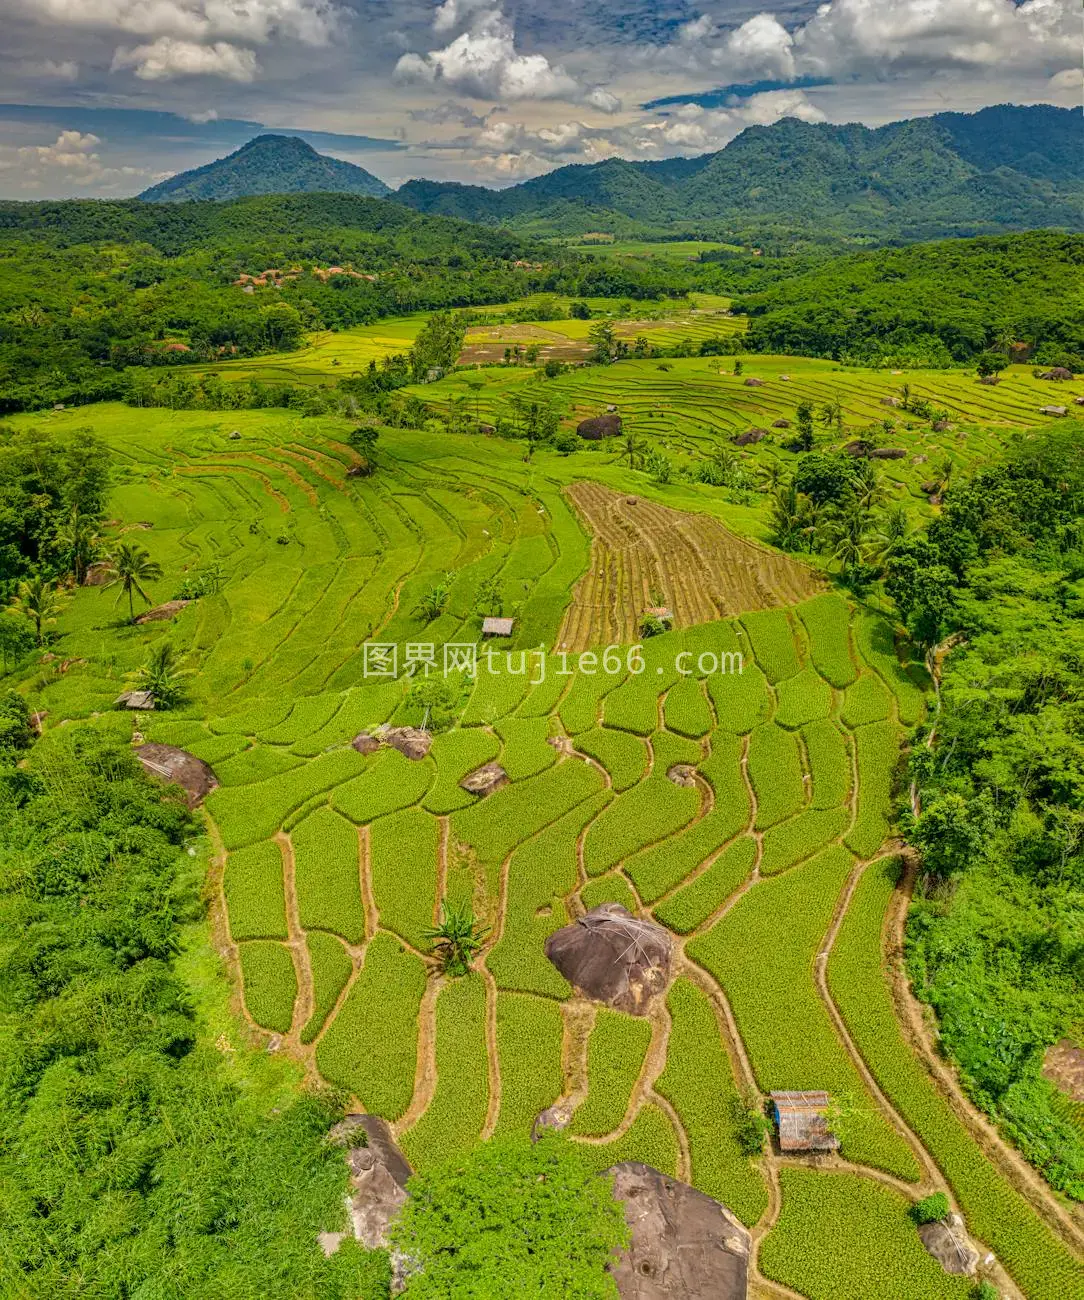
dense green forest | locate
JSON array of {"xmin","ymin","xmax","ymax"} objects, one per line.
[
  {"xmin": 737, "ymin": 232, "xmax": 1084, "ymax": 368},
  {"xmin": 0, "ymin": 194, "xmax": 692, "ymax": 412},
  {"xmin": 140, "ymin": 135, "xmax": 391, "ymax": 203},
  {"xmin": 395, "ymin": 105, "xmax": 1084, "ymax": 243},
  {"xmin": 892, "ymin": 429, "xmax": 1084, "ymax": 1199}
]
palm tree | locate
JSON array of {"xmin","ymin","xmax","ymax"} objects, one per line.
[
  {"xmin": 770, "ymin": 482, "xmax": 804, "ymax": 550},
  {"xmin": 826, "ymin": 503, "xmax": 873, "ymax": 576},
  {"xmin": 52, "ymin": 509, "xmax": 103, "ymax": 585},
  {"xmin": 11, "ymin": 574, "xmax": 68, "ymax": 645},
  {"xmin": 424, "ymin": 902, "xmax": 489, "ymax": 976},
  {"xmin": 874, "ymin": 505, "xmax": 911, "ymax": 565},
  {"xmin": 618, "ymin": 432, "xmax": 647, "ymax": 470},
  {"xmin": 104, "ymin": 541, "xmax": 162, "ymax": 623},
  {"xmin": 135, "ymin": 642, "xmax": 193, "ymax": 709}
]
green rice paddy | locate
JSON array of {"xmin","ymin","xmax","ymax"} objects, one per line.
[{"xmin": 9, "ymin": 330, "xmax": 1083, "ymax": 1299}]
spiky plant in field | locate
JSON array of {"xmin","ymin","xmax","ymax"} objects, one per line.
[{"xmin": 424, "ymin": 902, "xmax": 489, "ymax": 976}]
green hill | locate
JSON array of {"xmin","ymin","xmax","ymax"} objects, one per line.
[
  {"xmin": 140, "ymin": 134, "xmax": 390, "ymax": 203},
  {"xmin": 394, "ymin": 104, "xmax": 1083, "ymax": 241}
]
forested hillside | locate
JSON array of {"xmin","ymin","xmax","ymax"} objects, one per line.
[
  {"xmin": 139, "ymin": 135, "xmax": 391, "ymax": 203},
  {"xmin": 0, "ymin": 193, "xmax": 689, "ymax": 412},
  {"xmin": 395, "ymin": 105, "xmax": 1084, "ymax": 242},
  {"xmin": 736, "ymin": 231, "xmax": 1084, "ymax": 367}
]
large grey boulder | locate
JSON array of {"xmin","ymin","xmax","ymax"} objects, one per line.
[
  {"xmin": 607, "ymin": 1163, "xmax": 750, "ymax": 1300},
  {"xmin": 544, "ymin": 903, "xmax": 671, "ymax": 1015}
]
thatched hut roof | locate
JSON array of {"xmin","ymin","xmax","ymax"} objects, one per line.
[
  {"xmin": 482, "ymin": 616, "xmax": 515, "ymax": 637},
  {"xmin": 880, "ymin": 396, "xmax": 901, "ymax": 407},
  {"xmin": 544, "ymin": 903, "xmax": 671, "ymax": 1014},
  {"xmin": 870, "ymin": 447, "xmax": 907, "ymax": 460},
  {"xmin": 1040, "ymin": 367, "xmax": 1074, "ymax": 381},
  {"xmin": 1040, "ymin": 405, "xmax": 1068, "ymax": 417},
  {"xmin": 606, "ymin": 1163, "xmax": 750, "ymax": 1300},
  {"xmin": 732, "ymin": 427, "xmax": 768, "ymax": 446},
  {"xmin": 135, "ymin": 742, "xmax": 219, "ymax": 807},
  {"xmin": 577, "ymin": 413, "xmax": 623, "ymax": 440},
  {"xmin": 771, "ymin": 418, "xmax": 790, "ymax": 429},
  {"xmin": 842, "ymin": 439, "xmax": 875, "ymax": 457},
  {"xmin": 770, "ymin": 1091, "xmax": 839, "ymax": 1152},
  {"xmin": 743, "ymin": 377, "xmax": 766, "ymax": 387}
]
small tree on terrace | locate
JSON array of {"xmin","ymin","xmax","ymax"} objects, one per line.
[
  {"xmin": 975, "ymin": 350, "xmax": 1008, "ymax": 379},
  {"xmin": 587, "ymin": 320, "xmax": 618, "ymax": 364},
  {"xmin": 793, "ymin": 400, "xmax": 815, "ymax": 452},
  {"xmin": 104, "ymin": 542, "xmax": 162, "ymax": 623},
  {"xmin": 52, "ymin": 509, "xmax": 104, "ymax": 585}
]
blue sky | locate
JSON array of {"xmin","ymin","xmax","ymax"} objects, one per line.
[{"xmin": 0, "ymin": 0, "xmax": 1078, "ymax": 197}]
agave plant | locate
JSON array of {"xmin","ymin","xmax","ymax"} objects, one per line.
[{"xmin": 424, "ymin": 902, "xmax": 489, "ymax": 977}]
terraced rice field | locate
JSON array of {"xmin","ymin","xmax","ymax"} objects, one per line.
[
  {"xmin": 13, "ymin": 396, "xmax": 1083, "ymax": 1299},
  {"xmin": 558, "ymin": 482, "xmax": 823, "ymax": 651},
  {"xmin": 420, "ymin": 355, "xmax": 1084, "ymax": 510}
]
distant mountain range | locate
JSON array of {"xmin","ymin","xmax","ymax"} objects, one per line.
[
  {"xmin": 140, "ymin": 135, "xmax": 390, "ymax": 203},
  {"xmin": 394, "ymin": 104, "xmax": 1083, "ymax": 240},
  {"xmin": 137, "ymin": 106, "xmax": 1082, "ymax": 243}
]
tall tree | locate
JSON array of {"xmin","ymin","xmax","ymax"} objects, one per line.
[{"xmin": 105, "ymin": 542, "xmax": 162, "ymax": 623}]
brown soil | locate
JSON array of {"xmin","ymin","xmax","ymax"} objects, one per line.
[
  {"xmin": 557, "ymin": 483, "xmax": 823, "ymax": 652},
  {"xmin": 1043, "ymin": 1039, "xmax": 1084, "ymax": 1103}
]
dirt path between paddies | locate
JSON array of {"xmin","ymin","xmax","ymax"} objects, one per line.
[
  {"xmin": 888, "ymin": 855, "xmax": 1084, "ymax": 1253},
  {"xmin": 274, "ymin": 831, "xmax": 315, "ymax": 1045}
]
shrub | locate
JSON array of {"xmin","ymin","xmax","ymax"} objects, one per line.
[{"xmin": 911, "ymin": 1192, "xmax": 951, "ymax": 1225}]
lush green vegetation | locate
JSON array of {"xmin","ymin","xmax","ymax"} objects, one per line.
[
  {"xmin": 0, "ymin": 727, "xmax": 392, "ymax": 1298},
  {"xmin": 0, "ymin": 203, "xmax": 1081, "ymax": 1297},
  {"xmin": 737, "ymin": 231, "xmax": 1084, "ymax": 368},
  {"xmin": 894, "ymin": 428, "xmax": 1084, "ymax": 1200}
]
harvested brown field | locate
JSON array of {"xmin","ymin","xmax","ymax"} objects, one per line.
[{"xmin": 557, "ymin": 482, "xmax": 823, "ymax": 651}]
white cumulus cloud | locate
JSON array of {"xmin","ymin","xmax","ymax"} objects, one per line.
[
  {"xmin": 669, "ymin": 0, "xmax": 1078, "ymax": 83},
  {"xmin": 397, "ymin": 8, "xmax": 578, "ymax": 101},
  {"xmin": 111, "ymin": 37, "xmax": 259, "ymax": 80}
]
